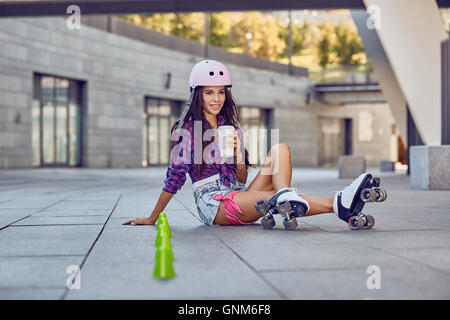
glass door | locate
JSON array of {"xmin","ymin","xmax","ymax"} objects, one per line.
[
  {"xmin": 239, "ymin": 106, "xmax": 270, "ymax": 166},
  {"xmin": 143, "ymin": 98, "xmax": 180, "ymax": 166},
  {"xmin": 32, "ymin": 74, "xmax": 82, "ymax": 167}
]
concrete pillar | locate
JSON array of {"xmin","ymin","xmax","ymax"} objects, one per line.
[
  {"xmin": 351, "ymin": 9, "xmax": 407, "ymax": 146},
  {"xmin": 363, "ymin": 0, "xmax": 447, "ymax": 145},
  {"xmin": 410, "ymin": 146, "xmax": 450, "ymax": 190}
]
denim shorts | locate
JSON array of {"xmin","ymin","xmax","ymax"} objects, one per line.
[{"xmin": 192, "ymin": 175, "xmax": 248, "ymax": 226}]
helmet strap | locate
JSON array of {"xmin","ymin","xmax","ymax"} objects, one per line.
[{"xmin": 175, "ymin": 88, "xmax": 196, "ymax": 131}]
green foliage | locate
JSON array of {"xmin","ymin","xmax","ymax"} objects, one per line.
[
  {"xmin": 209, "ymin": 12, "xmax": 232, "ymax": 48},
  {"xmin": 333, "ymin": 21, "xmax": 365, "ymax": 65},
  {"xmin": 171, "ymin": 13, "xmax": 204, "ymax": 42},
  {"xmin": 317, "ymin": 22, "xmax": 335, "ymax": 67},
  {"xmin": 279, "ymin": 20, "xmax": 317, "ymax": 58},
  {"xmin": 119, "ymin": 13, "xmax": 204, "ymax": 42},
  {"xmin": 229, "ymin": 12, "xmax": 285, "ymax": 61},
  {"xmin": 118, "ymin": 13, "xmax": 367, "ymax": 69}
]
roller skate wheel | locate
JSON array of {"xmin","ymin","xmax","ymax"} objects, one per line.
[
  {"xmin": 360, "ymin": 188, "xmax": 376, "ymax": 202},
  {"xmin": 364, "ymin": 215, "xmax": 375, "ymax": 229},
  {"xmin": 283, "ymin": 218, "xmax": 298, "ymax": 230},
  {"xmin": 348, "ymin": 216, "xmax": 364, "ymax": 230},
  {"xmin": 255, "ymin": 199, "xmax": 269, "ymax": 214},
  {"xmin": 277, "ymin": 200, "xmax": 292, "ymax": 215},
  {"xmin": 374, "ymin": 188, "xmax": 387, "ymax": 202},
  {"xmin": 261, "ymin": 215, "xmax": 275, "ymax": 229},
  {"xmin": 374, "ymin": 189, "xmax": 381, "ymax": 202},
  {"xmin": 371, "ymin": 177, "xmax": 381, "ymax": 188}
]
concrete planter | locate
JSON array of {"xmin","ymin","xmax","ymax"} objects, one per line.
[{"xmin": 410, "ymin": 145, "xmax": 450, "ymax": 190}]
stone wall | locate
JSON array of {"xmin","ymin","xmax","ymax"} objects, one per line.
[
  {"xmin": 0, "ymin": 17, "xmax": 314, "ymax": 168},
  {"xmin": 309, "ymin": 100, "xmax": 397, "ymax": 167}
]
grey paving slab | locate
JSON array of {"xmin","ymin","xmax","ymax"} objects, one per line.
[
  {"xmin": 262, "ymin": 264, "xmax": 450, "ymax": 299},
  {"xmin": 12, "ymin": 215, "xmax": 108, "ymax": 226},
  {"xmin": 0, "ymin": 197, "xmax": 65, "ymax": 209},
  {"xmin": 175, "ymin": 186, "xmax": 198, "ymax": 214},
  {"xmin": 0, "ymin": 256, "xmax": 83, "ymax": 290},
  {"xmin": 210, "ymin": 222, "xmax": 335, "ymax": 246},
  {"xmin": 37, "ymin": 209, "xmax": 112, "ymax": 217},
  {"xmin": 0, "ymin": 208, "xmax": 38, "ymax": 228},
  {"xmin": 65, "ymin": 241, "xmax": 278, "ymax": 299},
  {"xmin": 112, "ymin": 197, "xmax": 188, "ymax": 218},
  {"xmin": 377, "ymin": 247, "xmax": 450, "ymax": 274},
  {"xmin": 109, "ymin": 210, "xmax": 201, "ymax": 227},
  {"xmin": 62, "ymin": 216, "xmax": 277, "ymax": 299},
  {"xmin": 65, "ymin": 193, "xmax": 122, "ymax": 201},
  {"xmin": 43, "ymin": 199, "xmax": 117, "ymax": 211},
  {"xmin": 223, "ymin": 240, "xmax": 410, "ymax": 272},
  {"xmin": 299, "ymin": 209, "xmax": 450, "ymax": 232},
  {"xmin": 0, "ymin": 225, "xmax": 103, "ymax": 256},
  {"xmin": 112, "ymin": 197, "xmax": 160, "ymax": 218},
  {"xmin": 337, "ymin": 230, "xmax": 450, "ymax": 250},
  {"xmin": 0, "ymin": 288, "xmax": 64, "ymax": 300},
  {"xmin": 0, "ymin": 208, "xmax": 38, "ymax": 216},
  {"xmin": 0, "ymin": 215, "xmax": 28, "ymax": 229},
  {"xmin": 0, "ymin": 168, "xmax": 449, "ymax": 300},
  {"xmin": 104, "ymin": 222, "xmax": 221, "ymax": 246}
]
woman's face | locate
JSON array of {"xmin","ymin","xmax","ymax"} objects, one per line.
[{"xmin": 202, "ymin": 86, "xmax": 226, "ymax": 117}]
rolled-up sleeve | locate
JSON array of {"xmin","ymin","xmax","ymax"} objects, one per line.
[
  {"xmin": 163, "ymin": 163, "xmax": 188, "ymax": 194},
  {"xmin": 162, "ymin": 122, "xmax": 193, "ymax": 194}
]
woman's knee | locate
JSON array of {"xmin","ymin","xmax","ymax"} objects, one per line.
[{"xmin": 269, "ymin": 143, "xmax": 291, "ymax": 157}]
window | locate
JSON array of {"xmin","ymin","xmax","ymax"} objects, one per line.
[
  {"xmin": 32, "ymin": 74, "xmax": 83, "ymax": 167},
  {"xmin": 238, "ymin": 106, "xmax": 271, "ymax": 166},
  {"xmin": 143, "ymin": 98, "xmax": 181, "ymax": 166}
]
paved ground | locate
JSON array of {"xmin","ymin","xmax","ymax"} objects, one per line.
[{"xmin": 0, "ymin": 167, "xmax": 449, "ymax": 300}]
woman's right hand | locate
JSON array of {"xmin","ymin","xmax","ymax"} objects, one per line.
[{"xmin": 122, "ymin": 216, "xmax": 157, "ymax": 226}]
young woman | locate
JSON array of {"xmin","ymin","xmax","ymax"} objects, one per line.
[{"xmin": 123, "ymin": 60, "xmax": 376, "ymax": 228}]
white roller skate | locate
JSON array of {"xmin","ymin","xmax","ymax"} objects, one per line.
[
  {"xmin": 255, "ymin": 187, "xmax": 310, "ymax": 230},
  {"xmin": 333, "ymin": 173, "xmax": 387, "ymax": 230}
]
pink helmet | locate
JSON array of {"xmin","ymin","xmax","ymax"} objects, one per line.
[{"xmin": 189, "ymin": 60, "xmax": 232, "ymax": 90}]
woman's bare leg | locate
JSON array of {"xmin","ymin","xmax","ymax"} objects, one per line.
[
  {"xmin": 213, "ymin": 190, "xmax": 276, "ymax": 225},
  {"xmin": 213, "ymin": 192, "xmax": 334, "ymax": 225},
  {"xmin": 213, "ymin": 144, "xmax": 335, "ymax": 225},
  {"xmin": 246, "ymin": 143, "xmax": 291, "ymax": 192},
  {"xmin": 213, "ymin": 144, "xmax": 292, "ymax": 225},
  {"xmin": 301, "ymin": 195, "xmax": 334, "ymax": 216}
]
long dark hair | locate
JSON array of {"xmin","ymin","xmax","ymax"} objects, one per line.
[{"xmin": 171, "ymin": 86, "xmax": 251, "ymax": 176}]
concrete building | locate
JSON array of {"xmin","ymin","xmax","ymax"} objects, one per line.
[
  {"xmin": 0, "ymin": 14, "xmax": 398, "ymax": 169},
  {"xmin": 0, "ymin": 16, "xmax": 314, "ymax": 168},
  {"xmin": 2, "ymin": 0, "xmax": 446, "ymax": 175}
]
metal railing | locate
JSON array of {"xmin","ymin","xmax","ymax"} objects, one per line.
[{"xmin": 310, "ymin": 64, "xmax": 376, "ymax": 84}]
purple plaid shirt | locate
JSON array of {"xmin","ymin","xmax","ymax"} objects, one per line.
[{"xmin": 163, "ymin": 114, "xmax": 241, "ymax": 194}]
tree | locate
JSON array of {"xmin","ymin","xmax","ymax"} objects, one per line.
[
  {"xmin": 230, "ymin": 12, "xmax": 285, "ymax": 61},
  {"xmin": 317, "ymin": 22, "xmax": 335, "ymax": 67},
  {"xmin": 333, "ymin": 20, "xmax": 365, "ymax": 65},
  {"xmin": 119, "ymin": 13, "xmax": 204, "ymax": 42},
  {"xmin": 210, "ymin": 12, "xmax": 232, "ymax": 48},
  {"xmin": 278, "ymin": 20, "xmax": 312, "ymax": 58},
  {"xmin": 120, "ymin": 14, "xmax": 174, "ymax": 35},
  {"xmin": 171, "ymin": 13, "xmax": 204, "ymax": 42}
]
